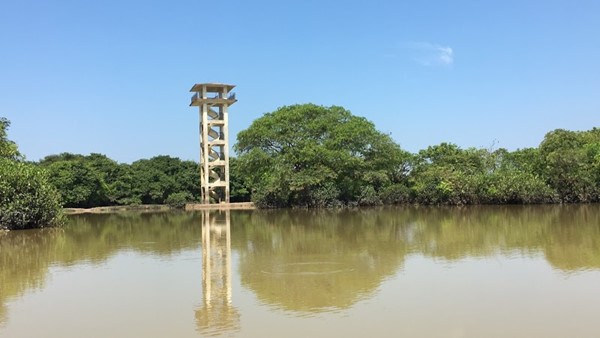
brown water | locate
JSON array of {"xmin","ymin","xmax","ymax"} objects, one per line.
[{"xmin": 1, "ymin": 205, "xmax": 600, "ymax": 338}]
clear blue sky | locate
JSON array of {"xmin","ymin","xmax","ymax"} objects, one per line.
[{"xmin": 1, "ymin": 0, "xmax": 599, "ymax": 163}]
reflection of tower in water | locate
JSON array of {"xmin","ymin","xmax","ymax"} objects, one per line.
[{"xmin": 195, "ymin": 210, "xmax": 240, "ymax": 335}]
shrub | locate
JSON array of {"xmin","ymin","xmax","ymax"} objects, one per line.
[
  {"xmin": 0, "ymin": 159, "xmax": 63, "ymax": 230},
  {"xmin": 380, "ymin": 184, "xmax": 412, "ymax": 204},
  {"xmin": 358, "ymin": 185, "xmax": 382, "ymax": 206},
  {"xmin": 166, "ymin": 191, "xmax": 193, "ymax": 209}
]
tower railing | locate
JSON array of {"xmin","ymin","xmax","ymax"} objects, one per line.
[
  {"xmin": 191, "ymin": 92, "xmax": 199, "ymax": 104},
  {"xmin": 191, "ymin": 92, "xmax": 237, "ymax": 105}
]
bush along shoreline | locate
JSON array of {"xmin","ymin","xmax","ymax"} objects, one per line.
[{"xmin": 0, "ymin": 118, "xmax": 63, "ymax": 230}]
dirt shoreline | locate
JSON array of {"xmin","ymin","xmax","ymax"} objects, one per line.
[
  {"xmin": 64, "ymin": 202, "xmax": 256, "ymax": 214},
  {"xmin": 64, "ymin": 205, "xmax": 172, "ymax": 214},
  {"xmin": 184, "ymin": 202, "xmax": 255, "ymax": 210}
]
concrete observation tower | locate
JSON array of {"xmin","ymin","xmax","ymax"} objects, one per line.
[{"xmin": 189, "ymin": 83, "xmax": 237, "ymax": 204}]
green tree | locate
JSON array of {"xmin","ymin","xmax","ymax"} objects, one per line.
[
  {"xmin": 0, "ymin": 117, "xmax": 21, "ymax": 160},
  {"xmin": 44, "ymin": 160, "xmax": 109, "ymax": 208},
  {"xmin": 107, "ymin": 164, "xmax": 140, "ymax": 205},
  {"xmin": 407, "ymin": 141, "xmax": 562, "ymax": 205},
  {"xmin": 39, "ymin": 153, "xmax": 202, "ymax": 207},
  {"xmin": 410, "ymin": 143, "xmax": 487, "ymax": 205},
  {"xmin": 539, "ymin": 129, "xmax": 600, "ymax": 202},
  {"xmin": 234, "ymin": 104, "xmax": 410, "ymax": 207},
  {"xmin": 130, "ymin": 156, "xmax": 199, "ymax": 204},
  {"xmin": 0, "ymin": 118, "xmax": 63, "ymax": 230},
  {"xmin": 40, "ymin": 153, "xmax": 126, "ymax": 206},
  {"xmin": 485, "ymin": 147, "xmax": 556, "ymax": 204},
  {"xmin": 230, "ymin": 156, "xmax": 251, "ymax": 202},
  {"xmin": 38, "ymin": 152, "xmax": 85, "ymax": 165}
]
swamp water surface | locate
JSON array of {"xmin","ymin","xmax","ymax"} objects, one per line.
[{"xmin": 1, "ymin": 205, "xmax": 600, "ymax": 337}]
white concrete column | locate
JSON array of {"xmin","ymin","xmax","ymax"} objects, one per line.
[{"xmin": 201, "ymin": 98, "xmax": 210, "ymax": 203}]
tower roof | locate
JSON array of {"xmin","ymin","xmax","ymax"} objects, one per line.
[{"xmin": 190, "ymin": 83, "xmax": 236, "ymax": 92}]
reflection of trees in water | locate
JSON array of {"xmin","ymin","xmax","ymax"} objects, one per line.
[
  {"xmin": 195, "ymin": 210, "xmax": 240, "ymax": 336},
  {"xmin": 232, "ymin": 209, "xmax": 410, "ymax": 313},
  {"xmin": 232, "ymin": 205, "xmax": 600, "ymax": 313},
  {"xmin": 0, "ymin": 228, "xmax": 62, "ymax": 326},
  {"xmin": 1, "ymin": 205, "xmax": 599, "ymax": 324},
  {"xmin": 62, "ymin": 212, "xmax": 201, "ymax": 261},
  {"xmin": 541, "ymin": 205, "xmax": 600, "ymax": 270},
  {"xmin": 405, "ymin": 205, "xmax": 600, "ymax": 270},
  {"xmin": 0, "ymin": 212, "xmax": 200, "ymax": 326}
]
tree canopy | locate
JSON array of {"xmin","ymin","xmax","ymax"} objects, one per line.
[
  {"xmin": 38, "ymin": 154, "xmax": 200, "ymax": 208},
  {"xmin": 5, "ymin": 105, "xmax": 598, "ymax": 212},
  {"xmin": 234, "ymin": 104, "xmax": 411, "ymax": 207},
  {"xmin": 234, "ymin": 104, "xmax": 598, "ymax": 207}
]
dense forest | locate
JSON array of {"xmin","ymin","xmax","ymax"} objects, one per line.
[
  {"xmin": 37, "ymin": 153, "xmax": 201, "ymax": 208},
  {"xmin": 1, "ymin": 103, "xmax": 599, "ymax": 227},
  {"xmin": 235, "ymin": 104, "xmax": 600, "ymax": 207}
]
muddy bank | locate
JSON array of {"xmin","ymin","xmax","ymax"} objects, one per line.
[{"xmin": 64, "ymin": 204, "xmax": 172, "ymax": 214}]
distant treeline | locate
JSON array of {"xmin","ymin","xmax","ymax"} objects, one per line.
[
  {"xmin": 34, "ymin": 105, "xmax": 600, "ymax": 209},
  {"xmin": 36, "ymin": 153, "xmax": 202, "ymax": 209}
]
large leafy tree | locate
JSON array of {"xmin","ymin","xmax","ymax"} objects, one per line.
[
  {"xmin": 44, "ymin": 160, "xmax": 109, "ymax": 208},
  {"xmin": 130, "ymin": 155, "xmax": 199, "ymax": 205},
  {"xmin": 0, "ymin": 118, "xmax": 63, "ymax": 229},
  {"xmin": 234, "ymin": 104, "xmax": 411, "ymax": 207},
  {"xmin": 539, "ymin": 128, "xmax": 600, "ymax": 202}
]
